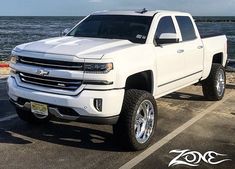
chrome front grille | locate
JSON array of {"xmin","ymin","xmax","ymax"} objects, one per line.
[
  {"xmin": 18, "ymin": 56, "xmax": 84, "ymax": 70},
  {"xmin": 19, "ymin": 72, "xmax": 82, "ymax": 90}
]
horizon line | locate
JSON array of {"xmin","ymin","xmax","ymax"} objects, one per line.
[{"xmin": 0, "ymin": 15, "xmax": 235, "ymax": 17}]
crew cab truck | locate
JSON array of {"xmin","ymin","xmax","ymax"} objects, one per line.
[{"xmin": 8, "ymin": 10, "xmax": 227, "ymax": 150}]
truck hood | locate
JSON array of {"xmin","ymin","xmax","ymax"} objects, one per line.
[{"xmin": 14, "ymin": 36, "xmax": 136, "ymax": 59}]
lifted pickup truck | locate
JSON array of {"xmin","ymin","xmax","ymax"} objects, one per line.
[{"xmin": 8, "ymin": 10, "xmax": 227, "ymax": 150}]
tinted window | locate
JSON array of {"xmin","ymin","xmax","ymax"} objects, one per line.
[
  {"xmin": 68, "ymin": 15, "xmax": 153, "ymax": 44},
  {"xmin": 155, "ymin": 16, "xmax": 176, "ymax": 39},
  {"xmin": 176, "ymin": 16, "xmax": 196, "ymax": 41}
]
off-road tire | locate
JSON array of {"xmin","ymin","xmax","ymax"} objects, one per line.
[
  {"xmin": 202, "ymin": 63, "xmax": 226, "ymax": 101},
  {"xmin": 113, "ymin": 89, "xmax": 158, "ymax": 151}
]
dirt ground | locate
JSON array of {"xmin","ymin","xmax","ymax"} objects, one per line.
[{"xmin": 227, "ymin": 72, "xmax": 235, "ymax": 84}]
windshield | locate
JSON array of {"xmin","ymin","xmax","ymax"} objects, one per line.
[{"xmin": 68, "ymin": 15, "xmax": 153, "ymax": 44}]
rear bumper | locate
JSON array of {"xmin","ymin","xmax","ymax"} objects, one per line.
[{"xmin": 8, "ymin": 76, "xmax": 124, "ymax": 124}]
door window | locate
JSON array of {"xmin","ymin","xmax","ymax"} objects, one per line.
[
  {"xmin": 176, "ymin": 16, "xmax": 197, "ymax": 41},
  {"xmin": 155, "ymin": 16, "xmax": 176, "ymax": 39}
]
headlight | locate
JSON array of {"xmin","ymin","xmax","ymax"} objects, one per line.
[
  {"xmin": 10, "ymin": 55, "xmax": 18, "ymax": 64},
  {"xmin": 84, "ymin": 63, "xmax": 113, "ymax": 73}
]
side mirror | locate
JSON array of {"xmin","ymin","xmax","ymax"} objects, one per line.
[
  {"xmin": 155, "ymin": 33, "xmax": 179, "ymax": 45},
  {"xmin": 61, "ymin": 28, "xmax": 71, "ymax": 36}
]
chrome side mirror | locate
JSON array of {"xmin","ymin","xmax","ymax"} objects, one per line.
[{"xmin": 155, "ymin": 33, "xmax": 179, "ymax": 45}]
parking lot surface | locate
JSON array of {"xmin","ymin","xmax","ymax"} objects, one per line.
[{"xmin": 0, "ymin": 80, "xmax": 235, "ymax": 169}]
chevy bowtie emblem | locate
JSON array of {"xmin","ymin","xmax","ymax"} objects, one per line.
[{"xmin": 36, "ymin": 69, "xmax": 50, "ymax": 76}]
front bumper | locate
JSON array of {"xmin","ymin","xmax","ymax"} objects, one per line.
[{"xmin": 8, "ymin": 77, "xmax": 124, "ymax": 124}]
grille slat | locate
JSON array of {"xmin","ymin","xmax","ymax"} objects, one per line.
[
  {"xmin": 19, "ymin": 56, "xmax": 84, "ymax": 70},
  {"xmin": 19, "ymin": 72, "xmax": 82, "ymax": 90},
  {"xmin": 19, "ymin": 73, "xmax": 81, "ymax": 85}
]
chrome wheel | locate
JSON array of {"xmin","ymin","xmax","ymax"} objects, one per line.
[
  {"xmin": 216, "ymin": 69, "xmax": 225, "ymax": 97},
  {"xmin": 135, "ymin": 100, "xmax": 155, "ymax": 144}
]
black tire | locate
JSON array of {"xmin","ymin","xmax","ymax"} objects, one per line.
[
  {"xmin": 202, "ymin": 63, "xmax": 226, "ymax": 101},
  {"xmin": 16, "ymin": 107, "xmax": 51, "ymax": 124},
  {"xmin": 113, "ymin": 89, "xmax": 158, "ymax": 151}
]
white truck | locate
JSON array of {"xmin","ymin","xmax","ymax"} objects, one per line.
[{"xmin": 8, "ymin": 10, "xmax": 228, "ymax": 150}]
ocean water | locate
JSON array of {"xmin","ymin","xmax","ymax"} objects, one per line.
[
  {"xmin": 196, "ymin": 17, "xmax": 235, "ymax": 59},
  {"xmin": 0, "ymin": 16, "xmax": 235, "ymax": 61}
]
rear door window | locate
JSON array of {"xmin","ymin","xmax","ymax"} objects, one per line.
[{"xmin": 176, "ymin": 16, "xmax": 197, "ymax": 41}]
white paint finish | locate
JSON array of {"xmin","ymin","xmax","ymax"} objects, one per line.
[
  {"xmin": 8, "ymin": 77, "xmax": 124, "ymax": 117},
  {"xmin": 11, "ymin": 63, "xmax": 84, "ymax": 80},
  {"xmin": 119, "ymin": 91, "xmax": 235, "ymax": 169},
  {"xmin": 154, "ymin": 43, "xmax": 186, "ymax": 89},
  {"xmin": 179, "ymin": 39, "xmax": 204, "ymax": 78},
  {"xmin": 108, "ymin": 44, "xmax": 156, "ymax": 89},
  {"xmin": 8, "ymin": 10, "xmax": 227, "ymax": 120},
  {"xmin": 14, "ymin": 37, "xmax": 136, "ymax": 60},
  {"xmin": 201, "ymin": 35, "xmax": 228, "ymax": 80},
  {"xmin": 155, "ymin": 73, "xmax": 201, "ymax": 98}
]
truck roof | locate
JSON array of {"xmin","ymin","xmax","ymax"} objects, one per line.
[{"xmin": 92, "ymin": 10, "xmax": 188, "ymax": 17}]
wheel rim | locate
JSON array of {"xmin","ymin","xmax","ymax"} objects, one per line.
[
  {"xmin": 134, "ymin": 100, "xmax": 155, "ymax": 144},
  {"xmin": 216, "ymin": 69, "xmax": 225, "ymax": 97}
]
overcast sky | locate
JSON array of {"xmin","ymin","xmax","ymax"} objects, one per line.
[{"xmin": 0, "ymin": 0, "xmax": 235, "ymax": 16}]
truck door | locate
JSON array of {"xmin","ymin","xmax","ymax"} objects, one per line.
[
  {"xmin": 154, "ymin": 16, "xmax": 186, "ymax": 95},
  {"xmin": 175, "ymin": 16, "xmax": 204, "ymax": 80}
]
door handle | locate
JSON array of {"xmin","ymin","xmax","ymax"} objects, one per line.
[
  {"xmin": 197, "ymin": 45, "xmax": 203, "ymax": 49},
  {"xmin": 177, "ymin": 49, "xmax": 184, "ymax": 53}
]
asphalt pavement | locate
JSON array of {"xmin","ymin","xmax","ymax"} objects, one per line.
[{"xmin": 0, "ymin": 79, "xmax": 235, "ymax": 169}]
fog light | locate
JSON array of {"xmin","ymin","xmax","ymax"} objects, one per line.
[{"xmin": 94, "ymin": 98, "xmax": 102, "ymax": 112}]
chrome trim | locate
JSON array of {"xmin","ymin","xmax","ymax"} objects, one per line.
[
  {"xmin": 20, "ymin": 73, "xmax": 82, "ymax": 85},
  {"xmin": 135, "ymin": 100, "xmax": 155, "ymax": 144},
  {"xmin": 216, "ymin": 69, "xmax": 225, "ymax": 97},
  {"xmin": 158, "ymin": 70, "xmax": 203, "ymax": 87},
  {"xmin": 177, "ymin": 49, "xmax": 184, "ymax": 53},
  {"xmin": 10, "ymin": 99, "xmax": 31, "ymax": 109},
  {"xmin": 35, "ymin": 69, "xmax": 50, "ymax": 76},
  {"xmin": 84, "ymin": 80, "xmax": 113, "ymax": 85},
  {"xmin": 20, "ymin": 58, "xmax": 83, "ymax": 69},
  {"xmin": 19, "ymin": 56, "xmax": 84, "ymax": 71},
  {"xmin": 49, "ymin": 107, "xmax": 79, "ymax": 121},
  {"xmin": 19, "ymin": 72, "xmax": 82, "ymax": 90},
  {"xmin": 21, "ymin": 78, "xmax": 78, "ymax": 90},
  {"xmin": 10, "ymin": 99, "xmax": 79, "ymax": 121},
  {"xmin": 197, "ymin": 45, "xmax": 203, "ymax": 49}
]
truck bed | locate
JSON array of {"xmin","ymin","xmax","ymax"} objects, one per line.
[
  {"xmin": 200, "ymin": 34, "xmax": 227, "ymax": 79},
  {"xmin": 200, "ymin": 33, "xmax": 224, "ymax": 39}
]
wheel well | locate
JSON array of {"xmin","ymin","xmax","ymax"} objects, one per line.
[
  {"xmin": 125, "ymin": 70, "xmax": 153, "ymax": 94},
  {"xmin": 212, "ymin": 53, "xmax": 223, "ymax": 65}
]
